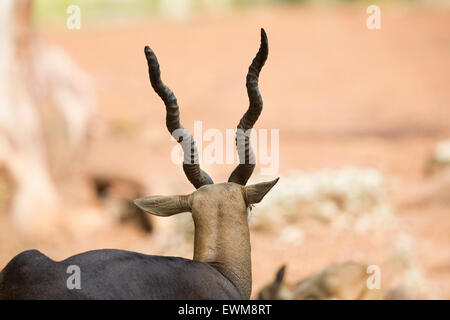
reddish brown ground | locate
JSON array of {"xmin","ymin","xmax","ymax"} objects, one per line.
[{"xmin": 1, "ymin": 4, "xmax": 449, "ymax": 299}]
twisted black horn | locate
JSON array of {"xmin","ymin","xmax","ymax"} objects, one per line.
[
  {"xmin": 228, "ymin": 28, "xmax": 268, "ymax": 185},
  {"xmin": 145, "ymin": 46, "xmax": 213, "ymax": 189}
]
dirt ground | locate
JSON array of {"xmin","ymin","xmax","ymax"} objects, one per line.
[{"xmin": 1, "ymin": 4, "xmax": 449, "ymax": 299}]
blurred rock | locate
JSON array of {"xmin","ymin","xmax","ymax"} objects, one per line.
[
  {"xmin": 249, "ymin": 168, "xmax": 394, "ymax": 238},
  {"xmin": 425, "ymin": 140, "xmax": 450, "ymax": 176}
]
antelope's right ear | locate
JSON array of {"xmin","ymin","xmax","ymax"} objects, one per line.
[
  {"xmin": 244, "ymin": 177, "xmax": 279, "ymax": 205},
  {"xmin": 134, "ymin": 195, "xmax": 191, "ymax": 217}
]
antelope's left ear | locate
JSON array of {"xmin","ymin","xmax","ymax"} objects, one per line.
[
  {"xmin": 134, "ymin": 195, "xmax": 191, "ymax": 217},
  {"xmin": 244, "ymin": 177, "xmax": 279, "ymax": 205}
]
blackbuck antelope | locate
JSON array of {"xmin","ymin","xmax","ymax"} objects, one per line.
[
  {"xmin": 258, "ymin": 263, "xmax": 387, "ymax": 300},
  {"xmin": 0, "ymin": 29, "xmax": 278, "ymax": 299}
]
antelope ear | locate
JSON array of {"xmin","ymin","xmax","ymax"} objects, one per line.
[
  {"xmin": 134, "ymin": 195, "xmax": 191, "ymax": 217},
  {"xmin": 244, "ymin": 178, "xmax": 279, "ymax": 205},
  {"xmin": 275, "ymin": 265, "xmax": 286, "ymax": 285},
  {"xmin": 271, "ymin": 264, "xmax": 286, "ymax": 292}
]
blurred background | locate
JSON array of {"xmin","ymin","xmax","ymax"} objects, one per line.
[{"xmin": 0, "ymin": 0, "xmax": 449, "ymax": 299}]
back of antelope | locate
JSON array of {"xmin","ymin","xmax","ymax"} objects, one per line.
[{"xmin": 0, "ymin": 29, "xmax": 278, "ymax": 300}]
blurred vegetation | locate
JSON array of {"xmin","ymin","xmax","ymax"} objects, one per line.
[
  {"xmin": 32, "ymin": 0, "xmax": 424, "ymax": 26},
  {"xmin": 33, "ymin": 0, "xmax": 157, "ymax": 25}
]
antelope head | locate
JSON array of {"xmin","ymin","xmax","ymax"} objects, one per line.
[{"xmin": 134, "ymin": 29, "xmax": 278, "ymax": 299}]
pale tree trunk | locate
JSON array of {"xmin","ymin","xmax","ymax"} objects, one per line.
[
  {"xmin": 0, "ymin": 0, "xmax": 96, "ymax": 233},
  {"xmin": 0, "ymin": 0, "xmax": 60, "ymax": 231}
]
